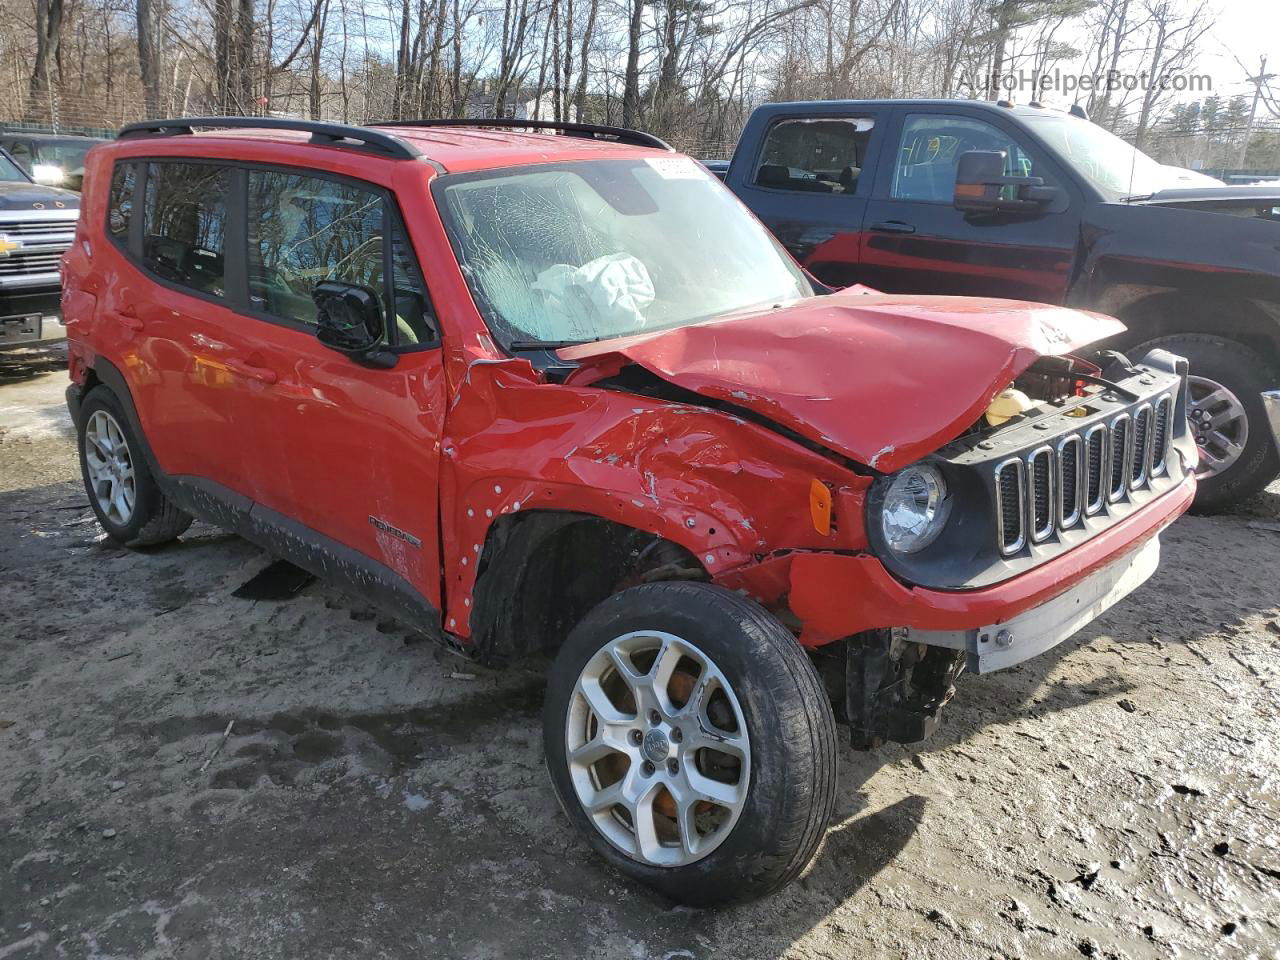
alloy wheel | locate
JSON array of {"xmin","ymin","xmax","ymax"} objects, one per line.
[
  {"xmin": 565, "ymin": 630, "xmax": 751, "ymax": 867},
  {"xmin": 84, "ymin": 410, "xmax": 137, "ymax": 526},
  {"xmin": 1187, "ymin": 375, "xmax": 1250, "ymax": 479}
]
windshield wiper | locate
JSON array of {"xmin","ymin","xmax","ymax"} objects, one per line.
[
  {"xmin": 508, "ymin": 337, "xmax": 607, "ymax": 351},
  {"xmin": 1119, "ymin": 193, "xmax": 1155, "ymax": 203}
]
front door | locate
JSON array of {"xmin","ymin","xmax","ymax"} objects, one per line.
[
  {"xmin": 727, "ymin": 111, "xmax": 886, "ymax": 288},
  {"xmin": 858, "ymin": 109, "xmax": 1080, "ymax": 304},
  {"xmin": 229, "ymin": 167, "xmax": 448, "ymax": 610}
]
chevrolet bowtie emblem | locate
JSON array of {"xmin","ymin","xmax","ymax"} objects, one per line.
[{"xmin": 0, "ymin": 235, "xmax": 22, "ymax": 258}]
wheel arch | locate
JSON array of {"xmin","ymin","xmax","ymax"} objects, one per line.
[
  {"xmin": 468, "ymin": 510, "xmax": 709, "ymax": 665},
  {"xmin": 1090, "ymin": 286, "xmax": 1280, "ymax": 364},
  {"xmin": 73, "ymin": 355, "xmax": 165, "ymax": 474}
]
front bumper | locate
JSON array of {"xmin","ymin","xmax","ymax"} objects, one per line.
[
  {"xmin": 0, "ymin": 288, "xmax": 65, "ymax": 348},
  {"xmin": 1265, "ymin": 390, "xmax": 1280, "ymax": 455},
  {"xmin": 785, "ymin": 468, "xmax": 1194, "ymax": 644},
  {"xmin": 908, "ymin": 536, "xmax": 1160, "ymax": 672}
]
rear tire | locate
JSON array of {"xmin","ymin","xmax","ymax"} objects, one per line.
[
  {"xmin": 543, "ymin": 582, "xmax": 838, "ymax": 905},
  {"xmin": 77, "ymin": 385, "xmax": 192, "ymax": 547},
  {"xmin": 1131, "ymin": 335, "xmax": 1280, "ymax": 513}
]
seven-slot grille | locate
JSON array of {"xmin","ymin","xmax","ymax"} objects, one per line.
[{"xmin": 994, "ymin": 394, "xmax": 1175, "ymax": 556}]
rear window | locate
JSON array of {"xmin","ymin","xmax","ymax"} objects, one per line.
[
  {"xmin": 142, "ymin": 162, "xmax": 229, "ymax": 298},
  {"xmin": 108, "ymin": 163, "xmax": 135, "ymax": 240},
  {"xmin": 754, "ymin": 118, "xmax": 874, "ymax": 194}
]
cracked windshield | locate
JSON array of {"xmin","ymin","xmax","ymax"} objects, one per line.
[{"xmin": 435, "ymin": 156, "xmax": 811, "ymax": 347}]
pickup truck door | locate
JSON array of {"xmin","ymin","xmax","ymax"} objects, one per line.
[
  {"xmin": 725, "ymin": 109, "xmax": 887, "ymax": 288},
  {"xmin": 857, "ymin": 107, "xmax": 1080, "ymax": 303}
]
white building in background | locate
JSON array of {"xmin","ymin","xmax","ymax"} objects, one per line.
[{"xmin": 465, "ymin": 84, "xmax": 578, "ymax": 122}]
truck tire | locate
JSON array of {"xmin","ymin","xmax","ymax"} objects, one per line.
[
  {"xmin": 77, "ymin": 385, "xmax": 193, "ymax": 547},
  {"xmin": 543, "ymin": 581, "xmax": 838, "ymax": 905},
  {"xmin": 1132, "ymin": 335, "xmax": 1280, "ymax": 513}
]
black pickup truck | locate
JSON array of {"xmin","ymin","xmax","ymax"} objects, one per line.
[
  {"xmin": 0, "ymin": 148, "xmax": 79, "ymax": 348},
  {"xmin": 711, "ymin": 99, "xmax": 1280, "ymax": 511}
]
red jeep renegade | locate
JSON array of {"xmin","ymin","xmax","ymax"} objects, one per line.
[{"xmin": 62, "ymin": 117, "xmax": 1196, "ymax": 904}]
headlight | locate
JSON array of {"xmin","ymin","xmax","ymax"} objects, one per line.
[{"xmin": 880, "ymin": 464, "xmax": 951, "ymax": 554}]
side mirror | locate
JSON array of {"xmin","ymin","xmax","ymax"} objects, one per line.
[
  {"xmin": 954, "ymin": 150, "xmax": 1059, "ymax": 215},
  {"xmin": 312, "ymin": 280, "xmax": 397, "ymax": 368}
]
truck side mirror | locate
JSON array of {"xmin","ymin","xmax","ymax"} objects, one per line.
[
  {"xmin": 954, "ymin": 150, "xmax": 1059, "ymax": 215},
  {"xmin": 312, "ymin": 280, "xmax": 398, "ymax": 368}
]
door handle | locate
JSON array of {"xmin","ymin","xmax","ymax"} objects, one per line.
[
  {"xmin": 226, "ymin": 358, "xmax": 278, "ymax": 385},
  {"xmin": 870, "ymin": 220, "xmax": 916, "ymax": 234}
]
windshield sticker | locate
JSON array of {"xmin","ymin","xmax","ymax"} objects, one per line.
[{"xmin": 646, "ymin": 156, "xmax": 704, "ymax": 180}]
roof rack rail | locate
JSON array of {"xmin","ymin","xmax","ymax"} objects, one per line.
[
  {"xmin": 373, "ymin": 118, "xmax": 673, "ymax": 152},
  {"xmin": 117, "ymin": 117, "xmax": 420, "ymax": 159}
]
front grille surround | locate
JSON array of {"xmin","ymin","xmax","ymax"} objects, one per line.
[
  {"xmin": 872, "ymin": 356, "xmax": 1189, "ymax": 592},
  {"xmin": 992, "ymin": 392, "xmax": 1178, "ymax": 558}
]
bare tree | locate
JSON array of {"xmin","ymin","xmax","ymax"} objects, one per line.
[
  {"xmin": 29, "ymin": 0, "xmax": 66, "ymax": 120},
  {"xmin": 136, "ymin": 0, "xmax": 160, "ymax": 115}
]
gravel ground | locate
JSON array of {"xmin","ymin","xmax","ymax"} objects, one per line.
[{"xmin": 2, "ymin": 344, "xmax": 1278, "ymax": 960}]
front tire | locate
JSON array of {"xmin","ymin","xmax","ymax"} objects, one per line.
[
  {"xmin": 1132, "ymin": 335, "xmax": 1280, "ymax": 513},
  {"xmin": 77, "ymin": 385, "xmax": 192, "ymax": 547},
  {"xmin": 543, "ymin": 582, "xmax": 838, "ymax": 905}
]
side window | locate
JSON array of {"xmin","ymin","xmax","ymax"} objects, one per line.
[
  {"xmin": 107, "ymin": 163, "xmax": 134, "ymax": 241},
  {"xmin": 891, "ymin": 113, "xmax": 1054, "ymax": 203},
  {"xmin": 246, "ymin": 170, "xmax": 434, "ymax": 344},
  {"xmin": 754, "ymin": 118, "xmax": 874, "ymax": 195},
  {"xmin": 141, "ymin": 162, "xmax": 229, "ymax": 297}
]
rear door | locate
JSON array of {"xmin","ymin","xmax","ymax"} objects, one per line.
[
  {"xmin": 228, "ymin": 166, "xmax": 448, "ymax": 610},
  {"xmin": 858, "ymin": 107, "xmax": 1080, "ymax": 303},
  {"xmin": 102, "ymin": 158, "xmax": 261, "ymax": 497},
  {"xmin": 727, "ymin": 109, "xmax": 886, "ymax": 288}
]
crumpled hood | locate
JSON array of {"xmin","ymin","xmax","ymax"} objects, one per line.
[{"xmin": 559, "ymin": 292, "xmax": 1124, "ymax": 473}]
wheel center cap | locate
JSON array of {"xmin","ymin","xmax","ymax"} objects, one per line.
[{"xmin": 642, "ymin": 729, "xmax": 671, "ymax": 764}]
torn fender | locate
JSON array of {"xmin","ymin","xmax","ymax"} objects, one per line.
[{"xmin": 559, "ymin": 291, "xmax": 1124, "ymax": 473}]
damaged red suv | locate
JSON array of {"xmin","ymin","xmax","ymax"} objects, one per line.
[{"xmin": 63, "ymin": 117, "xmax": 1195, "ymax": 904}]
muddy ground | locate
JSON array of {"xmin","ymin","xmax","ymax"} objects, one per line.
[{"xmin": 1, "ymin": 343, "xmax": 1278, "ymax": 960}]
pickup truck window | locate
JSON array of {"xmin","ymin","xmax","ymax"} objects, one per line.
[
  {"xmin": 892, "ymin": 114, "xmax": 1044, "ymax": 203},
  {"xmin": 435, "ymin": 157, "xmax": 810, "ymax": 348},
  {"xmin": 754, "ymin": 118, "xmax": 874, "ymax": 194},
  {"xmin": 142, "ymin": 162, "xmax": 229, "ymax": 298}
]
